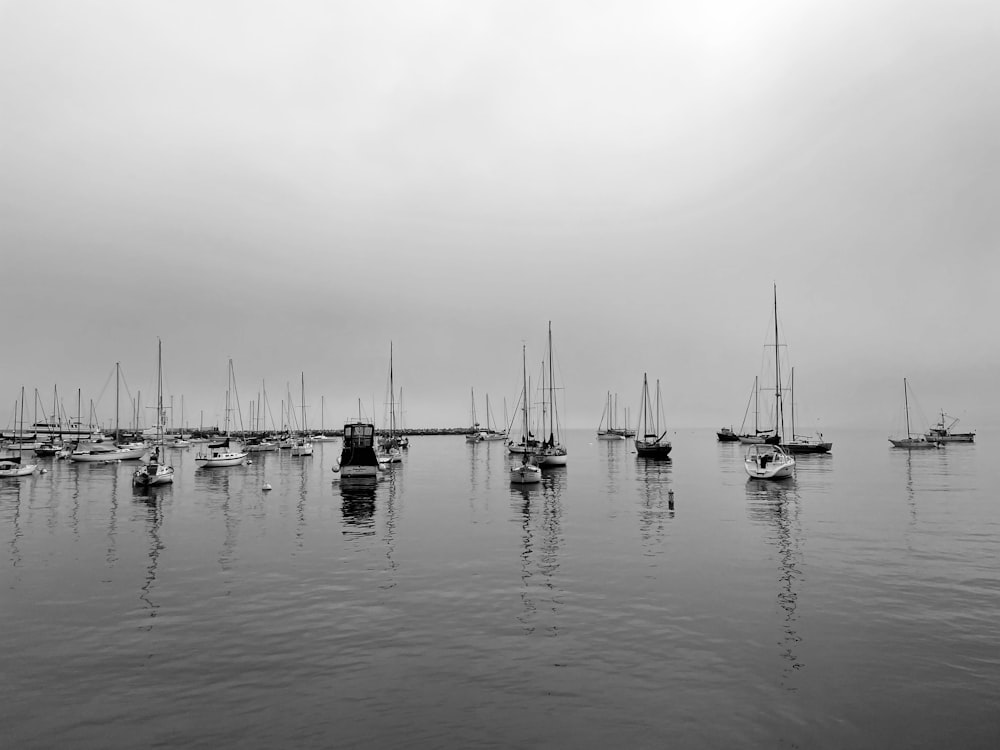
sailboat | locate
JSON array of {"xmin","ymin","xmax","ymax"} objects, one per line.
[
  {"xmin": 598, "ymin": 392, "xmax": 628, "ymax": 440},
  {"xmin": 133, "ymin": 340, "xmax": 175, "ymax": 487},
  {"xmin": 510, "ymin": 344, "xmax": 542, "ymax": 484},
  {"xmin": 377, "ymin": 343, "xmax": 403, "ymax": 463},
  {"xmin": 743, "ymin": 285, "xmax": 795, "ymax": 479},
  {"xmin": 535, "ymin": 321, "xmax": 567, "ymax": 468},
  {"xmin": 195, "ymin": 360, "xmax": 250, "ymax": 467},
  {"xmin": 290, "ymin": 373, "xmax": 314, "ymax": 457},
  {"xmin": 782, "ymin": 368, "xmax": 832, "ymax": 454},
  {"xmin": 481, "ymin": 395, "xmax": 506, "ymax": 441},
  {"xmin": 634, "ymin": 374, "xmax": 672, "ymax": 458},
  {"xmin": 0, "ymin": 388, "xmax": 39, "ymax": 478},
  {"xmin": 70, "ymin": 363, "xmax": 147, "ymax": 462},
  {"xmin": 465, "ymin": 388, "xmax": 485, "ymax": 442},
  {"xmin": 312, "ymin": 396, "xmax": 337, "ymax": 442},
  {"xmin": 889, "ymin": 378, "xmax": 941, "ymax": 449}
]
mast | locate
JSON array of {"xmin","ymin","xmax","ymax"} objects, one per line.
[
  {"xmin": 773, "ymin": 284, "xmax": 783, "ymax": 441},
  {"xmin": 470, "ymin": 387, "xmax": 477, "ymax": 429},
  {"xmin": 156, "ymin": 339, "xmax": 164, "ymax": 452},
  {"xmin": 521, "ymin": 344, "xmax": 530, "ymax": 444},
  {"xmin": 547, "ymin": 321, "xmax": 555, "ymax": 445},
  {"xmin": 115, "ymin": 362, "xmax": 121, "ymax": 444},
  {"xmin": 790, "ymin": 367, "xmax": 795, "ymax": 440},
  {"xmin": 301, "ymin": 372, "xmax": 307, "ymax": 433},
  {"xmin": 903, "ymin": 378, "xmax": 911, "ymax": 438},
  {"xmin": 18, "ymin": 387, "xmax": 25, "ymax": 460},
  {"xmin": 389, "ymin": 342, "xmax": 395, "ymax": 437}
]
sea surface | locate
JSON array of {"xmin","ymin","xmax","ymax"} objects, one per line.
[{"xmin": 1, "ymin": 429, "xmax": 998, "ymax": 749}]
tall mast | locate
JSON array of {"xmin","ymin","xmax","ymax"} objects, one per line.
[
  {"xmin": 389, "ymin": 342, "xmax": 395, "ymax": 436},
  {"xmin": 790, "ymin": 367, "xmax": 795, "ymax": 439},
  {"xmin": 521, "ymin": 344, "xmax": 529, "ymax": 441},
  {"xmin": 157, "ymin": 339, "xmax": 163, "ymax": 447},
  {"xmin": 301, "ymin": 372, "xmax": 307, "ymax": 433},
  {"xmin": 547, "ymin": 321, "xmax": 555, "ymax": 444},
  {"xmin": 115, "ymin": 362, "xmax": 121, "ymax": 443},
  {"xmin": 903, "ymin": 378, "xmax": 911, "ymax": 438},
  {"xmin": 772, "ymin": 284, "xmax": 783, "ymax": 440}
]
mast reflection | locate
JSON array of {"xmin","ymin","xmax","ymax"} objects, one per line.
[
  {"xmin": 133, "ymin": 490, "xmax": 165, "ymax": 629},
  {"xmin": 746, "ymin": 479, "xmax": 803, "ymax": 688},
  {"xmin": 511, "ymin": 472, "xmax": 564, "ymax": 635},
  {"xmin": 636, "ymin": 457, "xmax": 675, "ymax": 551}
]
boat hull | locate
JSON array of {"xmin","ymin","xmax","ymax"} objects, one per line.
[
  {"xmin": 635, "ymin": 440, "xmax": 672, "ymax": 459},
  {"xmin": 537, "ymin": 448, "xmax": 568, "ymax": 467},
  {"xmin": 784, "ymin": 442, "xmax": 832, "ymax": 454},
  {"xmin": 889, "ymin": 438, "xmax": 940, "ymax": 449},
  {"xmin": 195, "ymin": 452, "xmax": 249, "ymax": 467},
  {"xmin": 0, "ymin": 462, "xmax": 38, "ymax": 477},
  {"xmin": 510, "ymin": 464, "xmax": 542, "ymax": 484},
  {"xmin": 133, "ymin": 465, "xmax": 174, "ymax": 486},
  {"xmin": 743, "ymin": 444, "xmax": 796, "ymax": 479},
  {"xmin": 70, "ymin": 445, "xmax": 147, "ymax": 462}
]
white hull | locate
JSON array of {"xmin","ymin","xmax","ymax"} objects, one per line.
[
  {"xmin": 133, "ymin": 465, "xmax": 174, "ymax": 486},
  {"xmin": 196, "ymin": 451, "xmax": 249, "ymax": 467},
  {"xmin": 70, "ymin": 445, "xmax": 147, "ymax": 462},
  {"xmin": 597, "ymin": 432, "xmax": 626, "ymax": 441},
  {"xmin": 744, "ymin": 444, "xmax": 795, "ymax": 479},
  {"xmin": 889, "ymin": 438, "xmax": 941, "ymax": 449},
  {"xmin": 0, "ymin": 462, "xmax": 38, "ymax": 477},
  {"xmin": 510, "ymin": 464, "xmax": 542, "ymax": 484},
  {"xmin": 536, "ymin": 447, "xmax": 568, "ymax": 467},
  {"xmin": 290, "ymin": 443, "xmax": 314, "ymax": 456}
]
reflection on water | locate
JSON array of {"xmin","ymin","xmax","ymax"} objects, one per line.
[
  {"xmin": 746, "ymin": 479, "xmax": 803, "ymax": 688},
  {"xmin": 2, "ymin": 480, "xmax": 25, "ymax": 568},
  {"xmin": 340, "ymin": 478, "xmax": 378, "ymax": 536},
  {"xmin": 636, "ymin": 457, "xmax": 674, "ymax": 550},
  {"xmin": 132, "ymin": 491, "xmax": 165, "ymax": 629},
  {"xmin": 511, "ymin": 471, "xmax": 564, "ymax": 636}
]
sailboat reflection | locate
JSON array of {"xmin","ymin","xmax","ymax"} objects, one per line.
[
  {"xmin": 636, "ymin": 456, "xmax": 675, "ymax": 550},
  {"xmin": 511, "ymin": 473, "xmax": 564, "ymax": 635},
  {"xmin": 746, "ymin": 479, "xmax": 803, "ymax": 687},
  {"xmin": 340, "ymin": 477, "xmax": 377, "ymax": 536},
  {"xmin": 133, "ymin": 491, "xmax": 165, "ymax": 629}
]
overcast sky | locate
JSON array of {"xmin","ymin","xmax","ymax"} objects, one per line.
[{"xmin": 2, "ymin": 0, "xmax": 997, "ymax": 434}]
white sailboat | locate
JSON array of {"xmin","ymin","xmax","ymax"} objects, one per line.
[
  {"xmin": 70, "ymin": 363, "xmax": 147, "ymax": 462},
  {"xmin": 744, "ymin": 286, "xmax": 795, "ymax": 479},
  {"xmin": 889, "ymin": 378, "xmax": 941, "ymax": 449},
  {"xmin": 0, "ymin": 388, "xmax": 39, "ymax": 478},
  {"xmin": 481, "ymin": 395, "xmax": 506, "ymax": 441},
  {"xmin": 536, "ymin": 321, "xmax": 567, "ymax": 468},
  {"xmin": 290, "ymin": 372, "xmax": 314, "ymax": 457},
  {"xmin": 133, "ymin": 340, "xmax": 175, "ymax": 487},
  {"xmin": 195, "ymin": 360, "xmax": 249, "ymax": 468},
  {"xmin": 465, "ymin": 388, "xmax": 485, "ymax": 442},
  {"xmin": 510, "ymin": 344, "xmax": 541, "ymax": 484},
  {"xmin": 377, "ymin": 343, "xmax": 403, "ymax": 463}
]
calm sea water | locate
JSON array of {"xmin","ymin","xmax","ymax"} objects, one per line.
[{"xmin": 1, "ymin": 429, "xmax": 998, "ymax": 749}]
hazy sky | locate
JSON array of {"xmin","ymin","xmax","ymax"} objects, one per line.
[{"xmin": 2, "ymin": 0, "xmax": 997, "ymax": 433}]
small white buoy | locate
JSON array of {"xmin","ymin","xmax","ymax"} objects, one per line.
[
  {"xmin": 246, "ymin": 459, "xmax": 253, "ymax": 465},
  {"xmin": 262, "ymin": 483, "xmax": 272, "ymax": 491}
]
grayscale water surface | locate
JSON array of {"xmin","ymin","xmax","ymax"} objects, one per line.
[{"xmin": 2, "ymin": 430, "xmax": 998, "ymax": 748}]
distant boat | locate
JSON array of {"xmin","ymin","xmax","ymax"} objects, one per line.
[
  {"xmin": 535, "ymin": 322, "xmax": 567, "ymax": 468},
  {"xmin": 735, "ymin": 377, "xmax": 779, "ymax": 445},
  {"xmin": 634, "ymin": 374, "xmax": 672, "ymax": 459},
  {"xmin": 782, "ymin": 367, "xmax": 832, "ymax": 454},
  {"xmin": 510, "ymin": 343, "xmax": 541, "ymax": 485},
  {"xmin": 481, "ymin": 394, "xmax": 506, "ymax": 441},
  {"xmin": 0, "ymin": 388, "xmax": 38, "ymax": 478},
  {"xmin": 744, "ymin": 443, "xmax": 795, "ymax": 480},
  {"xmin": 924, "ymin": 410, "xmax": 975, "ymax": 443},
  {"xmin": 70, "ymin": 363, "xmax": 147, "ymax": 463},
  {"xmin": 716, "ymin": 427, "xmax": 740, "ymax": 442},
  {"xmin": 195, "ymin": 360, "xmax": 249, "ymax": 467},
  {"xmin": 377, "ymin": 343, "xmax": 404, "ymax": 463},
  {"xmin": 133, "ymin": 340, "xmax": 174, "ymax": 487},
  {"xmin": 889, "ymin": 378, "xmax": 941, "ymax": 449},
  {"xmin": 290, "ymin": 372, "xmax": 314, "ymax": 457},
  {"xmin": 598, "ymin": 392, "xmax": 627, "ymax": 440},
  {"xmin": 465, "ymin": 388, "xmax": 485, "ymax": 443}
]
